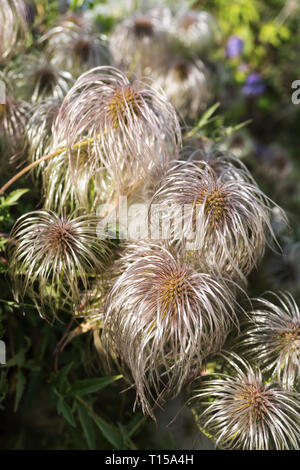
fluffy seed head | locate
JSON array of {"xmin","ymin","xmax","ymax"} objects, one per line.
[
  {"xmin": 8, "ymin": 211, "xmax": 110, "ymax": 319},
  {"xmin": 239, "ymin": 292, "xmax": 300, "ymax": 389},
  {"xmin": 53, "ymin": 66, "xmax": 181, "ymax": 194},
  {"xmin": 14, "ymin": 53, "xmax": 74, "ymax": 103},
  {"xmin": 109, "ymin": 8, "xmax": 172, "ymax": 76},
  {"xmin": 43, "ymin": 146, "xmax": 113, "ymax": 214},
  {"xmin": 0, "ymin": 72, "xmax": 30, "ymax": 159},
  {"xmin": 42, "ymin": 20, "xmax": 108, "ymax": 77},
  {"xmin": 26, "ymin": 98, "xmax": 61, "ymax": 171},
  {"xmin": 191, "ymin": 353, "xmax": 300, "ymax": 450},
  {"xmin": 150, "ymin": 160, "xmax": 282, "ymax": 283},
  {"xmin": 154, "ymin": 59, "xmax": 210, "ymax": 120},
  {"xmin": 172, "ymin": 10, "xmax": 219, "ymax": 55},
  {"xmin": 102, "ymin": 242, "xmax": 238, "ymax": 416},
  {"xmin": 0, "ymin": 0, "xmax": 28, "ymax": 63}
]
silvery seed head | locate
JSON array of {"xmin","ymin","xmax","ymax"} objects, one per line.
[
  {"xmin": 0, "ymin": 72, "xmax": 30, "ymax": 159},
  {"xmin": 102, "ymin": 242, "xmax": 238, "ymax": 416},
  {"xmin": 49, "ymin": 12, "xmax": 94, "ymax": 33},
  {"xmin": 172, "ymin": 9, "xmax": 219, "ymax": 56},
  {"xmin": 26, "ymin": 98, "xmax": 61, "ymax": 173},
  {"xmin": 239, "ymin": 292, "xmax": 300, "ymax": 390},
  {"xmin": 0, "ymin": 0, "xmax": 28, "ymax": 63},
  {"xmin": 218, "ymin": 130, "xmax": 255, "ymax": 161},
  {"xmin": 42, "ymin": 20, "xmax": 109, "ymax": 77},
  {"xmin": 8, "ymin": 210, "xmax": 110, "ymax": 319},
  {"xmin": 154, "ymin": 58, "xmax": 210, "ymax": 120},
  {"xmin": 43, "ymin": 147, "xmax": 114, "ymax": 214},
  {"xmin": 14, "ymin": 53, "xmax": 74, "ymax": 103},
  {"xmin": 53, "ymin": 66, "xmax": 182, "ymax": 195},
  {"xmin": 191, "ymin": 353, "xmax": 300, "ymax": 450},
  {"xmin": 109, "ymin": 8, "xmax": 172, "ymax": 77},
  {"xmin": 150, "ymin": 160, "xmax": 283, "ymax": 283},
  {"xmin": 184, "ymin": 146, "xmax": 257, "ymax": 184}
]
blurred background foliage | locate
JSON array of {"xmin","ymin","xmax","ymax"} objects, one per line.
[{"xmin": 0, "ymin": 0, "xmax": 299, "ymax": 450}]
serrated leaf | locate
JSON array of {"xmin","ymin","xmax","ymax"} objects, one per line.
[
  {"xmin": 66, "ymin": 375, "xmax": 122, "ymax": 397},
  {"xmin": 76, "ymin": 401, "xmax": 96, "ymax": 450}
]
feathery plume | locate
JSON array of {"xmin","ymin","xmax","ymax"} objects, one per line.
[
  {"xmin": 53, "ymin": 66, "xmax": 182, "ymax": 195},
  {"xmin": 0, "ymin": 0, "xmax": 28, "ymax": 63},
  {"xmin": 239, "ymin": 292, "xmax": 300, "ymax": 390},
  {"xmin": 191, "ymin": 353, "xmax": 300, "ymax": 450},
  {"xmin": 26, "ymin": 98, "xmax": 61, "ymax": 172},
  {"xmin": 102, "ymin": 242, "xmax": 238, "ymax": 416},
  {"xmin": 154, "ymin": 58, "xmax": 210, "ymax": 120},
  {"xmin": 150, "ymin": 160, "xmax": 282, "ymax": 282},
  {"xmin": 14, "ymin": 53, "xmax": 74, "ymax": 103},
  {"xmin": 43, "ymin": 147, "xmax": 113, "ymax": 214},
  {"xmin": 109, "ymin": 8, "xmax": 172, "ymax": 76},
  {"xmin": 0, "ymin": 72, "xmax": 30, "ymax": 160},
  {"xmin": 42, "ymin": 19, "xmax": 109, "ymax": 77},
  {"xmin": 8, "ymin": 211, "xmax": 110, "ymax": 318},
  {"xmin": 172, "ymin": 9, "xmax": 219, "ymax": 56}
]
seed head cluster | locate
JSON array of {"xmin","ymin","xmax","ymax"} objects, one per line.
[{"xmin": 2, "ymin": 3, "xmax": 300, "ymax": 451}]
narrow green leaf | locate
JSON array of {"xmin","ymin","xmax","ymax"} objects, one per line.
[
  {"xmin": 92, "ymin": 415, "xmax": 123, "ymax": 449},
  {"xmin": 66, "ymin": 375, "xmax": 122, "ymax": 397},
  {"xmin": 57, "ymin": 397, "xmax": 76, "ymax": 427},
  {"xmin": 76, "ymin": 401, "xmax": 96, "ymax": 450},
  {"xmin": 3, "ymin": 349, "xmax": 25, "ymax": 368},
  {"xmin": 196, "ymin": 102, "xmax": 220, "ymax": 128},
  {"xmin": 52, "ymin": 362, "xmax": 74, "ymax": 390},
  {"xmin": 1, "ymin": 189, "xmax": 29, "ymax": 208},
  {"xmin": 14, "ymin": 370, "xmax": 26, "ymax": 412},
  {"xmin": 118, "ymin": 422, "xmax": 135, "ymax": 449}
]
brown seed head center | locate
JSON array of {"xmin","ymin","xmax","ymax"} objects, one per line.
[
  {"xmin": 133, "ymin": 17, "xmax": 154, "ymax": 38},
  {"xmin": 172, "ymin": 61, "xmax": 190, "ymax": 82},
  {"xmin": 159, "ymin": 273, "xmax": 187, "ymax": 313},
  {"xmin": 108, "ymin": 85, "xmax": 141, "ymax": 127},
  {"xmin": 35, "ymin": 67, "xmax": 57, "ymax": 92},
  {"xmin": 237, "ymin": 384, "xmax": 267, "ymax": 420},
  {"xmin": 73, "ymin": 39, "xmax": 91, "ymax": 61},
  {"xmin": 278, "ymin": 322, "xmax": 300, "ymax": 348},
  {"xmin": 196, "ymin": 186, "xmax": 227, "ymax": 224},
  {"xmin": 46, "ymin": 221, "xmax": 75, "ymax": 253},
  {"xmin": 181, "ymin": 15, "xmax": 196, "ymax": 30}
]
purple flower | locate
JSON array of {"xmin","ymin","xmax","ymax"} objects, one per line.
[
  {"xmin": 226, "ymin": 35, "xmax": 244, "ymax": 58},
  {"xmin": 242, "ymin": 73, "xmax": 266, "ymax": 97}
]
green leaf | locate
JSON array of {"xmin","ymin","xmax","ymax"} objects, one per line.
[
  {"xmin": 0, "ymin": 189, "xmax": 29, "ymax": 208},
  {"xmin": 118, "ymin": 422, "xmax": 135, "ymax": 449},
  {"xmin": 3, "ymin": 349, "xmax": 25, "ymax": 368},
  {"xmin": 70, "ymin": 0, "xmax": 85, "ymax": 10},
  {"xmin": 66, "ymin": 375, "xmax": 122, "ymax": 397},
  {"xmin": 52, "ymin": 362, "xmax": 74, "ymax": 390},
  {"xmin": 76, "ymin": 401, "xmax": 96, "ymax": 450},
  {"xmin": 92, "ymin": 414, "xmax": 123, "ymax": 449},
  {"xmin": 14, "ymin": 370, "xmax": 26, "ymax": 412},
  {"xmin": 3, "ymin": 338, "xmax": 31, "ymax": 368},
  {"xmin": 57, "ymin": 397, "xmax": 76, "ymax": 427},
  {"xmin": 185, "ymin": 103, "xmax": 220, "ymax": 139}
]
